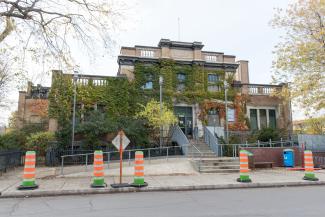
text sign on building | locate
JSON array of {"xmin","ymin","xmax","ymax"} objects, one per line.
[
  {"xmin": 112, "ymin": 132, "xmax": 130, "ymax": 151},
  {"xmin": 227, "ymin": 108, "xmax": 235, "ymax": 122}
]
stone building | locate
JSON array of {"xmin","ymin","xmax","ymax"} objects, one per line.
[
  {"xmin": 16, "ymin": 82, "xmax": 50, "ymax": 130},
  {"xmin": 118, "ymin": 39, "xmax": 292, "ymax": 137}
]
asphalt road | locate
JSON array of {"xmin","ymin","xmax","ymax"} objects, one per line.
[{"xmin": 1, "ymin": 186, "xmax": 325, "ymax": 217}]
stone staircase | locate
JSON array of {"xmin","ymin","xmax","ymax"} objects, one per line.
[{"xmin": 189, "ymin": 139, "xmax": 239, "ymax": 173}]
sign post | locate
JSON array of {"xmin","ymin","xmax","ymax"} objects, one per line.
[{"xmin": 111, "ymin": 130, "xmax": 130, "ymax": 188}]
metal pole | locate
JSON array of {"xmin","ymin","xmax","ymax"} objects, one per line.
[
  {"xmin": 224, "ymin": 80, "xmax": 229, "ymax": 144},
  {"xmin": 128, "ymin": 151, "xmax": 131, "ymax": 166},
  {"xmin": 85, "ymin": 154, "xmax": 88, "ymax": 171},
  {"xmin": 61, "ymin": 156, "xmax": 64, "ymax": 175},
  {"xmin": 71, "ymin": 71, "xmax": 78, "ymax": 154},
  {"xmin": 159, "ymin": 76, "xmax": 163, "ymax": 148}
]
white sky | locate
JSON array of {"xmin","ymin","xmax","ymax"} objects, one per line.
[{"xmin": 3, "ymin": 0, "xmax": 306, "ymax": 126}]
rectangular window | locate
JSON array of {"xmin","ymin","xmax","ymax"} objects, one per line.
[
  {"xmin": 208, "ymin": 74, "xmax": 219, "ymax": 83},
  {"xmin": 259, "ymin": 109, "xmax": 267, "ymax": 129},
  {"xmin": 269, "ymin": 109, "xmax": 276, "ymax": 129},
  {"xmin": 176, "ymin": 73, "xmax": 186, "ymax": 91},
  {"xmin": 143, "ymin": 81, "xmax": 153, "ymax": 90},
  {"xmin": 250, "ymin": 109, "xmax": 258, "ymax": 130}
]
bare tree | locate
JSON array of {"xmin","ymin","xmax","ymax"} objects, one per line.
[
  {"xmin": 0, "ymin": 0, "xmax": 126, "ymax": 68},
  {"xmin": 0, "ymin": 57, "xmax": 11, "ymax": 107}
]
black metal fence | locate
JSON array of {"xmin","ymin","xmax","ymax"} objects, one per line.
[{"xmin": 0, "ymin": 150, "xmax": 23, "ymax": 175}]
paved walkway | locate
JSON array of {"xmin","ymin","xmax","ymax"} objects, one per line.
[{"xmin": 1, "ymin": 158, "xmax": 325, "ymax": 198}]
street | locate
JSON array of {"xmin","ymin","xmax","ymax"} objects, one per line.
[{"xmin": 1, "ymin": 186, "xmax": 325, "ymax": 217}]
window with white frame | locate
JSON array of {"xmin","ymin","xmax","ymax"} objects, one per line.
[
  {"xmin": 249, "ymin": 108, "xmax": 277, "ymax": 130},
  {"xmin": 207, "ymin": 74, "xmax": 220, "ymax": 92},
  {"xmin": 140, "ymin": 50, "xmax": 154, "ymax": 57}
]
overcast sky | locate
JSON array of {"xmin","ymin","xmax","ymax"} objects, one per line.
[{"xmin": 3, "ymin": 0, "xmax": 303, "ymax": 125}]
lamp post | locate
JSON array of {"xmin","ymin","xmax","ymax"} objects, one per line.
[
  {"xmin": 159, "ymin": 76, "xmax": 163, "ymax": 148},
  {"xmin": 71, "ymin": 70, "xmax": 79, "ymax": 153},
  {"xmin": 224, "ymin": 80, "xmax": 229, "ymax": 144}
]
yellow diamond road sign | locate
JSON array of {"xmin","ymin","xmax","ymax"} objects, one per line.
[{"xmin": 112, "ymin": 133, "xmax": 130, "ymax": 151}]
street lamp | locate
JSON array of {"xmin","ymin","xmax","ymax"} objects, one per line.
[
  {"xmin": 159, "ymin": 76, "xmax": 163, "ymax": 148},
  {"xmin": 71, "ymin": 70, "xmax": 79, "ymax": 153},
  {"xmin": 224, "ymin": 80, "xmax": 229, "ymax": 144}
]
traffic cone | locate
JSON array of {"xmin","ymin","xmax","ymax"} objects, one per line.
[
  {"xmin": 17, "ymin": 151, "xmax": 38, "ymax": 190},
  {"xmin": 131, "ymin": 151, "xmax": 148, "ymax": 187},
  {"xmin": 237, "ymin": 150, "xmax": 251, "ymax": 183},
  {"xmin": 303, "ymin": 150, "xmax": 318, "ymax": 181},
  {"xmin": 91, "ymin": 150, "xmax": 107, "ymax": 188}
]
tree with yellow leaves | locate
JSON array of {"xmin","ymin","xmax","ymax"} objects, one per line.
[{"xmin": 271, "ymin": 0, "xmax": 325, "ymax": 114}]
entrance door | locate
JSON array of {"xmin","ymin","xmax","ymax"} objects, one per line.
[{"xmin": 174, "ymin": 106, "xmax": 193, "ymax": 136}]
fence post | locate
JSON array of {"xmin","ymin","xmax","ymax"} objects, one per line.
[
  {"xmin": 258, "ymin": 140, "xmax": 260, "ymax": 147},
  {"xmin": 245, "ymin": 140, "xmax": 248, "ymax": 147},
  {"xmin": 61, "ymin": 156, "xmax": 64, "ymax": 175},
  {"xmin": 85, "ymin": 154, "xmax": 88, "ymax": 171},
  {"xmin": 149, "ymin": 149, "xmax": 151, "ymax": 164},
  {"xmin": 269, "ymin": 139, "xmax": 272, "ymax": 147},
  {"xmin": 128, "ymin": 151, "xmax": 131, "ymax": 166},
  {"xmin": 281, "ymin": 138, "xmax": 283, "ymax": 147},
  {"xmin": 107, "ymin": 152, "xmax": 110, "ymax": 169},
  {"xmin": 167, "ymin": 147, "xmax": 169, "ymax": 161}
]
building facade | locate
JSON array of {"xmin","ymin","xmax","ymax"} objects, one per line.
[
  {"xmin": 118, "ymin": 39, "xmax": 292, "ymax": 137},
  {"xmin": 16, "ymin": 82, "xmax": 50, "ymax": 130}
]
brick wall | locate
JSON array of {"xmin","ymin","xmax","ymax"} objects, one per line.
[{"xmin": 240, "ymin": 147, "xmax": 303, "ymax": 167}]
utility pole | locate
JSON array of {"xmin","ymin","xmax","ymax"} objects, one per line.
[
  {"xmin": 159, "ymin": 76, "xmax": 164, "ymax": 148},
  {"xmin": 224, "ymin": 80, "xmax": 229, "ymax": 144},
  {"xmin": 71, "ymin": 70, "xmax": 79, "ymax": 153}
]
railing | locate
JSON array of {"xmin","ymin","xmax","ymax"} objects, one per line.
[
  {"xmin": 171, "ymin": 125, "xmax": 191, "ymax": 156},
  {"xmin": 60, "ymin": 145, "xmax": 186, "ymax": 175},
  {"xmin": 218, "ymin": 139, "xmax": 299, "ymax": 157},
  {"xmin": 240, "ymin": 83, "xmax": 283, "ymax": 96},
  {"xmin": 204, "ymin": 126, "xmax": 220, "ymax": 156},
  {"xmin": 0, "ymin": 151, "xmax": 23, "ymax": 175}
]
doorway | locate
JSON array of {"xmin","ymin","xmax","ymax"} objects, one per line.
[{"xmin": 174, "ymin": 106, "xmax": 193, "ymax": 136}]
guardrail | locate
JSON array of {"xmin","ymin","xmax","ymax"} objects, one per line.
[{"xmin": 60, "ymin": 145, "xmax": 189, "ymax": 175}]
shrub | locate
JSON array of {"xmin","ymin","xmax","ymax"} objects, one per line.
[
  {"xmin": 26, "ymin": 132, "xmax": 55, "ymax": 156},
  {"xmin": 0, "ymin": 130, "xmax": 27, "ymax": 151},
  {"xmin": 256, "ymin": 128, "xmax": 280, "ymax": 142}
]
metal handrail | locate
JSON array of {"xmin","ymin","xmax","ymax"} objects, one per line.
[
  {"xmin": 60, "ymin": 145, "xmax": 189, "ymax": 175},
  {"xmin": 204, "ymin": 126, "xmax": 219, "ymax": 156},
  {"xmin": 171, "ymin": 125, "xmax": 190, "ymax": 156}
]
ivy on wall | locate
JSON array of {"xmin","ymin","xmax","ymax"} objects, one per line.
[{"xmin": 48, "ymin": 60, "xmax": 248, "ymax": 146}]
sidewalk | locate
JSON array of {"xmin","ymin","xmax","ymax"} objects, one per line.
[{"xmin": 1, "ymin": 158, "xmax": 325, "ymax": 198}]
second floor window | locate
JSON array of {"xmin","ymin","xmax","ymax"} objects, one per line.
[
  {"xmin": 142, "ymin": 74, "xmax": 153, "ymax": 90},
  {"xmin": 208, "ymin": 74, "xmax": 219, "ymax": 83},
  {"xmin": 207, "ymin": 74, "xmax": 220, "ymax": 92},
  {"xmin": 176, "ymin": 73, "xmax": 186, "ymax": 91}
]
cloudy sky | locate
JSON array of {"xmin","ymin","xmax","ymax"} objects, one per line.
[{"xmin": 2, "ymin": 0, "xmax": 302, "ymax": 125}]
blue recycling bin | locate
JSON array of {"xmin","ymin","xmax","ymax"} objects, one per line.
[{"xmin": 283, "ymin": 149, "xmax": 294, "ymax": 167}]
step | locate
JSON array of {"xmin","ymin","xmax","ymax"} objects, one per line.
[
  {"xmin": 200, "ymin": 164, "xmax": 239, "ymax": 169},
  {"xmin": 199, "ymin": 168, "xmax": 239, "ymax": 173}
]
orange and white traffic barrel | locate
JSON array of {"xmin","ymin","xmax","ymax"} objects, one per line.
[
  {"xmin": 17, "ymin": 151, "xmax": 38, "ymax": 190},
  {"xmin": 131, "ymin": 151, "xmax": 148, "ymax": 187},
  {"xmin": 237, "ymin": 150, "xmax": 252, "ymax": 183},
  {"xmin": 303, "ymin": 150, "xmax": 318, "ymax": 181},
  {"xmin": 91, "ymin": 150, "xmax": 106, "ymax": 187}
]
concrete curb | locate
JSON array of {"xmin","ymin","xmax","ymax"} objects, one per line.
[{"xmin": 1, "ymin": 181, "xmax": 325, "ymax": 198}]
